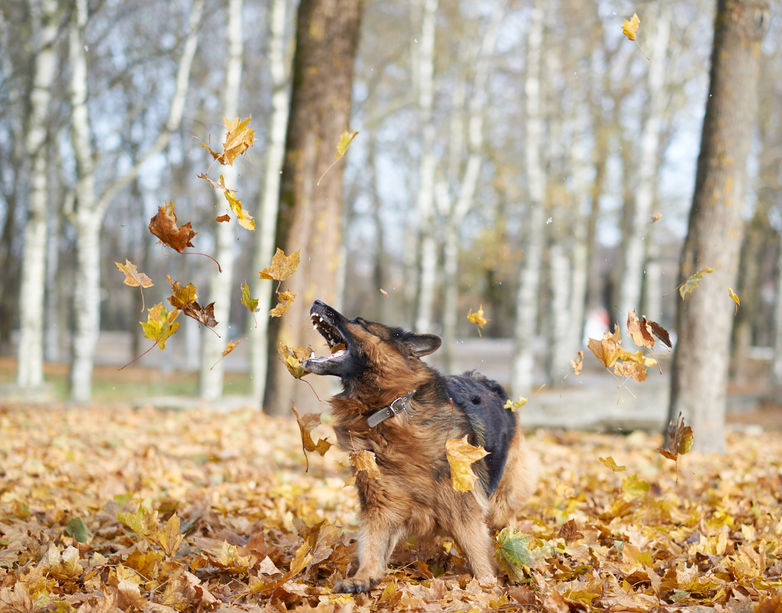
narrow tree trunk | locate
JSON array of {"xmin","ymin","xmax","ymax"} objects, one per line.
[
  {"xmin": 617, "ymin": 3, "xmax": 670, "ymax": 322},
  {"xmin": 44, "ymin": 182, "xmax": 63, "ymax": 362},
  {"xmin": 249, "ymin": 0, "xmax": 290, "ymax": 406},
  {"xmin": 773, "ymin": 231, "xmax": 782, "ymax": 390},
  {"xmin": 17, "ymin": 0, "xmax": 59, "ymax": 388},
  {"xmin": 200, "ymin": 0, "xmax": 243, "ymax": 400},
  {"xmin": 511, "ymin": 0, "xmax": 546, "ymax": 397},
  {"xmin": 546, "ymin": 244, "xmax": 571, "ymax": 382},
  {"xmin": 264, "ymin": 0, "xmax": 364, "ymax": 415},
  {"xmin": 667, "ymin": 0, "xmax": 768, "ymax": 454},
  {"xmin": 413, "ymin": 0, "xmax": 438, "ymax": 334}
]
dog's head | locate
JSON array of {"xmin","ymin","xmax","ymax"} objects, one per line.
[{"xmin": 304, "ymin": 300, "xmax": 440, "ymax": 392}]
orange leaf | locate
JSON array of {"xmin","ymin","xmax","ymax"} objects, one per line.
[
  {"xmin": 216, "ymin": 214, "xmax": 230, "ymax": 223},
  {"xmin": 201, "ymin": 115, "xmax": 255, "ymax": 166},
  {"xmin": 627, "ymin": 310, "xmax": 655, "ymax": 350},
  {"xmin": 148, "ymin": 202, "xmax": 196, "ymax": 253},
  {"xmin": 269, "ymin": 290, "xmax": 295, "ymax": 318},
  {"xmin": 622, "ymin": 13, "xmax": 640, "ymax": 41}
]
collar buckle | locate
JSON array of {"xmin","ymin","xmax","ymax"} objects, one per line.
[{"xmin": 366, "ymin": 390, "xmax": 416, "ymax": 428}]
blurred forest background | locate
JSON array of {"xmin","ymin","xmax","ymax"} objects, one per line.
[{"xmin": 1, "ymin": 0, "xmax": 780, "ymax": 452}]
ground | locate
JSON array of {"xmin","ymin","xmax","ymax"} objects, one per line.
[{"xmin": 1, "ymin": 399, "xmax": 781, "ymax": 612}]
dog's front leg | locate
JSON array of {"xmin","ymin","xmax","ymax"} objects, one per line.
[
  {"xmin": 335, "ymin": 515, "xmax": 402, "ymax": 593},
  {"xmin": 450, "ymin": 516, "xmax": 497, "ymax": 587}
]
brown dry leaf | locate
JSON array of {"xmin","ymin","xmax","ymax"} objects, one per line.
[
  {"xmin": 278, "ymin": 343, "xmax": 312, "ymax": 379},
  {"xmin": 201, "ymin": 115, "xmax": 255, "ymax": 165},
  {"xmin": 587, "ymin": 326, "xmax": 624, "ymax": 368},
  {"xmin": 291, "ymin": 407, "xmax": 332, "ymax": 470},
  {"xmin": 445, "ymin": 435, "xmax": 489, "ymax": 492},
  {"xmin": 166, "ymin": 276, "xmax": 218, "ymax": 329},
  {"xmin": 571, "ymin": 351, "xmax": 584, "ymax": 376},
  {"xmin": 260, "ymin": 248, "xmax": 300, "ymax": 282},
  {"xmin": 148, "ymin": 202, "xmax": 197, "ymax": 253},
  {"xmin": 558, "ymin": 519, "xmax": 583, "ymax": 543},
  {"xmin": 216, "ymin": 214, "xmax": 230, "ymax": 223},
  {"xmin": 648, "ymin": 320, "xmax": 672, "ymax": 348},
  {"xmin": 622, "ymin": 12, "xmax": 640, "ymax": 40},
  {"xmin": 627, "ymin": 310, "xmax": 655, "ymax": 350},
  {"xmin": 350, "ymin": 449, "xmax": 381, "ymax": 479},
  {"xmin": 115, "ymin": 259, "xmax": 153, "ymax": 289},
  {"xmin": 659, "ymin": 412, "xmax": 694, "ymax": 461},
  {"xmin": 270, "ymin": 290, "xmax": 295, "ymax": 318}
]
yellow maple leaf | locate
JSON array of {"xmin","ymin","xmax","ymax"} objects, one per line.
[
  {"xmin": 336, "ymin": 129, "xmax": 359, "ymax": 158},
  {"xmin": 202, "ymin": 115, "xmax": 255, "ymax": 165},
  {"xmin": 220, "ymin": 175, "xmax": 255, "ymax": 230},
  {"xmin": 269, "ymin": 289, "xmax": 295, "ymax": 318},
  {"xmin": 278, "ymin": 343, "xmax": 311, "ymax": 379},
  {"xmin": 259, "ymin": 248, "xmax": 300, "ymax": 282},
  {"xmin": 350, "ymin": 449, "xmax": 381, "ymax": 479},
  {"xmin": 503, "ymin": 396, "xmax": 528, "ymax": 412},
  {"xmin": 445, "ymin": 435, "xmax": 489, "ymax": 492},
  {"xmin": 222, "ymin": 339, "xmax": 242, "ymax": 358},
  {"xmin": 587, "ymin": 326, "xmax": 623, "ymax": 368},
  {"xmin": 153, "ymin": 513, "xmax": 183, "ymax": 557},
  {"xmin": 467, "ymin": 305, "xmax": 488, "ymax": 336},
  {"xmin": 598, "ymin": 456, "xmax": 626, "ymax": 472},
  {"xmin": 622, "ymin": 12, "xmax": 640, "ymax": 41},
  {"xmin": 140, "ymin": 303, "xmax": 180, "ymax": 350}
]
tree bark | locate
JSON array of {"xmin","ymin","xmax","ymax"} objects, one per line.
[
  {"xmin": 199, "ymin": 0, "xmax": 243, "ymax": 400},
  {"xmin": 667, "ymin": 0, "xmax": 768, "ymax": 454},
  {"xmin": 249, "ymin": 0, "xmax": 290, "ymax": 406},
  {"xmin": 264, "ymin": 0, "xmax": 363, "ymax": 415},
  {"xmin": 773, "ymin": 231, "xmax": 782, "ymax": 390},
  {"xmin": 511, "ymin": 0, "xmax": 546, "ymax": 398},
  {"xmin": 17, "ymin": 0, "xmax": 59, "ymax": 388},
  {"xmin": 617, "ymin": 2, "xmax": 670, "ymax": 323}
]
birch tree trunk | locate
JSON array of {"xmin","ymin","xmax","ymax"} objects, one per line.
[
  {"xmin": 617, "ymin": 3, "xmax": 670, "ymax": 323},
  {"xmin": 17, "ymin": 0, "xmax": 59, "ymax": 388},
  {"xmin": 249, "ymin": 0, "xmax": 290, "ymax": 405},
  {"xmin": 413, "ymin": 0, "xmax": 438, "ymax": 334},
  {"xmin": 67, "ymin": 0, "xmax": 203, "ymax": 402},
  {"xmin": 510, "ymin": 0, "xmax": 546, "ymax": 398},
  {"xmin": 547, "ymin": 245, "xmax": 572, "ymax": 382},
  {"xmin": 264, "ymin": 0, "xmax": 363, "ymax": 415},
  {"xmin": 667, "ymin": 0, "xmax": 768, "ymax": 454},
  {"xmin": 200, "ymin": 0, "xmax": 243, "ymax": 400},
  {"xmin": 773, "ymin": 232, "xmax": 782, "ymax": 390}
]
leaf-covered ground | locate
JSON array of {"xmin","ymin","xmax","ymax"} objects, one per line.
[{"xmin": 1, "ymin": 403, "xmax": 781, "ymax": 612}]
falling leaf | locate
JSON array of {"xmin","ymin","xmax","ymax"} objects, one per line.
[
  {"xmin": 278, "ymin": 343, "xmax": 311, "ymax": 379},
  {"xmin": 571, "ymin": 351, "xmax": 584, "ymax": 376},
  {"xmin": 259, "ymin": 248, "xmax": 300, "ymax": 282},
  {"xmin": 599, "ymin": 456, "xmax": 627, "ymax": 472},
  {"xmin": 503, "ymin": 396, "xmax": 528, "ymax": 412},
  {"xmin": 622, "ymin": 12, "xmax": 640, "ymax": 41},
  {"xmin": 677, "ymin": 267, "xmax": 715, "ymax": 300},
  {"xmin": 269, "ymin": 290, "xmax": 295, "ymax": 318},
  {"xmin": 627, "ymin": 310, "xmax": 655, "ymax": 350},
  {"xmin": 659, "ymin": 413, "xmax": 694, "ymax": 461},
  {"xmin": 495, "ymin": 527, "xmax": 534, "ymax": 581},
  {"xmin": 588, "ymin": 326, "xmax": 657, "ymax": 381},
  {"xmin": 216, "ymin": 214, "xmax": 230, "ymax": 223},
  {"xmin": 467, "ymin": 305, "xmax": 488, "ymax": 335},
  {"xmin": 219, "ymin": 175, "xmax": 255, "ymax": 230},
  {"xmin": 115, "ymin": 259, "xmax": 154, "ymax": 311},
  {"xmin": 291, "ymin": 407, "xmax": 332, "ymax": 470},
  {"xmin": 622, "ymin": 473, "xmax": 650, "ymax": 498},
  {"xmin": 729, "ymin": 288, "xmax": 740, "ymax": 312},
  {"xmin": 350, "ymin": 449, "xmax": 381, "ymax": 479},
  {"xmin": 316, "ymin": 129, "xmax": 359, "ymax": 186},
  {"xmin": 166, "ymin": 276, "xmax": 218, "ymax": 329},
  {"xmin": 445, "ymin": 435, "xmax": 488, "ymax": 492},
  {"xmin": 587, "ymin": 326, "xmax": 624, "ymax": 369},
  {"xmin": 222, "ymin": 339, "xmax": 242, "ymax": 358},
  {"xmin": 239, "ymin": 282, "xmax": 259, "ymax": 313},
  {"xmin": 140, "ymin": 303, "xmax": 180, "ymax": 350},
  {"xmin": 648, "ymin": 320, "xmax": 672, "ymax": 348},
  {"xmin": 149, "ymin": 202, "xmax": 197, "ymax": 253},
  {"xmin": 650, "ymin": 212, "xmax": 662, "ymax": 223},
  {"xmin": 201, "ymin": 115, "xmax": 255, "ymax": 166}
]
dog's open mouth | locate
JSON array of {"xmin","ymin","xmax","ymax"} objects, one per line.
[{"xmin": 305, "ymin": 312, "xmax": 349, "ymax": 368}]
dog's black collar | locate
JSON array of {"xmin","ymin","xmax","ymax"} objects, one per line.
[{"xmin": 366, "ymin": 390, "xmax": 416, "ymax": 428}]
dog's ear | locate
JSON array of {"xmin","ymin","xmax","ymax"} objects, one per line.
[{"xmin": 405, "ymin": 333, "xmax": 441, "ymax": 357}]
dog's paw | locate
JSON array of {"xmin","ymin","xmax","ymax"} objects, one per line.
[{"xmin": 333, "ymin": 577, "xmax": 377, "ymax": 593}]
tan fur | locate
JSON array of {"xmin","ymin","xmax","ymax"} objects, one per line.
[{"xmin": 328, "ymin": 321, "xmax": 538, "ymax": 592}]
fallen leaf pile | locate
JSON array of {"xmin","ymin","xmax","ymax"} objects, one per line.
[{"xmin": 1, "ymin": 404, "xmax": 781, "ymax": 610}]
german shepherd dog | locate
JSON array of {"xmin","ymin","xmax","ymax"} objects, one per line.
[{"xmin": 303, "ymin": 300, "xmax": 538, "ymax": 592}]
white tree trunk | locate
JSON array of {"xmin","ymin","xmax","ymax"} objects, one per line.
[
  {"xmin": 413, "ymin": 0, "xmax": 438, "ymax": 333},
  {"xmin": 44, "ymin": 190, "xmax": 63, "ymax": 362},
  {"xmin": 17, "ymin": 0, "xmax": 59, "ymax": 388},
  {"xmin": 511, "ymin": 0, "xmax": 546, "ymax": 398},
  {"xmin": 547, "ymin": 245, "xmax": 572, "ymax": 382},
  {"xmin": 617, "ymin": 3, "xmax": 670, "ymax": 322},
  {"xmin": 67, "ymin": 0, "xmax": 203, "ymax": 401},
  {"xmin": 772, "ymin": 232, "xmax": 782, "ymax": 389},
  {"xmin": 249, "ymin": 0, "xmax": 290, "ymax": 404},
  {"xmin": 200, "ymin": 0, "xmax": 243, "ymax": 400}
]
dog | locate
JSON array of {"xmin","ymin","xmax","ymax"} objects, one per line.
[{"xmin": 303, "ymin": 300, "xmax": 538, "ymax": 593}]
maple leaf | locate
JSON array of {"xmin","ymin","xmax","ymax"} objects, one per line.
[
  {"xmin": 201, "ymin": 115, "xmax": 256, "ymax": 165},
  {"xmin": 292, "ymin": 407, "xmax": 332, "ymax": 470},
  {"xmin": 659, "ymin": 412, "xmax": 694, "ymax": 461},
  {"xmin": 220, "ymin": 175, "xmax": 255, "ymax": 230},
  {"xmin": 599, "ymin": 456, "xmax": 626, "ymax": 472},
  {"xmin": 140, "ymin": 303, "xmax": 180, "ymax": 350},
  {"xmin": 117, "ymin": 503, "xmax": 158, "ymax": 538},
  {"xmin": 350, "ymin": 449, "xmax": 381, "ymax": 479},
  {"xmin": 260, "ymin": 248, "xmax": 300, "ymax": 282},
  {"xmin": 495, "ymin": 527, "xmax": 534, "ymax": 581},
  {"xmin": 557, "ymin": 519, "xmax": 584, "ymax": 543},
  {"xmin": 467, "ymin": 305, "xmax": 488, "ymax": 336},
  {"xmin": 622, "ymin": 12, "xmax": 640, "ymax": 41},
  {"xmin": 216, "ymin": 214, "xmax": 230, "ymax": 223},
  {"xmin": 571, "ymin": 351, "xmax": 584, "ymax": 376},
  {"xmin": 503, "ymin": 396, "xmax": 528, "ymax": 412},
  {"xmin": 152, "ymin": 513, "xmax": 184, "ymax": 557},
  {"xmin": 317, "ymin": 129, "xmax": 359, "ymax": 186},
  {"xmin": 445, "ymin": 435, "xmax": 488, "ymax": 492},
  {"xmin": 240, "ymin": 282, "xmax": 259, "ymax": 312},
  {"xmin": 115, "ymin": 259, "xmax": 154, "ymax": 311},
  {"xmin": 166, "ymin": 276, "xmax": 218, "ymax": 329},
  {"xmin": 677, "ymin": 266, "xmax": 715, "ymax": 300},
  {"xmin": 587, "ymin": 326, "xmax": 624, "ymax": 368},
  {"xmin": 149, "ymin": 202, "xmax": 197, "ymax": 253},
  {"xmin": 627, "ymin": 310, "xmax": 655, "ymax": 349},
  {"xmin": 222, "ymin": 339, "xmax": 241, "ymax": 358},
  {"xmin": 278, "ymin": 343, "xmax": 311, "ymax": 379},
  {"xmin": 270, "ymin": 289, "xmax": 295, "ymax": 318}
]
